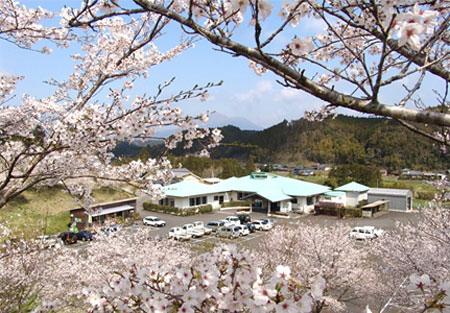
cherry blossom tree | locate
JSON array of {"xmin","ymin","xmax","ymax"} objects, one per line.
[
  {"xmin": 253, "ymin": 223, "xmax": 378, "ymax": 312},
  {"xmin": 39, "ymin": 228, "xmax": 193, "ymax": 311},
  {"xmin": 0, "ymin": 0, "xmax": 223, "ymax": 209},
  {"xmin": 371, "ymin": 197, "xmax": 450, "ymax": 312},
  {"xmin": 84, "ymin": 0, "xmax": 450, "ymax": 145},
  {"xmin": 75, "ymin": 244, "xmax": 327, "ymax": 313}
]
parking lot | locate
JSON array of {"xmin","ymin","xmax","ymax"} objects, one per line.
[
  {"xmin": 137, "ymin": 209, "xmax": 277, "ymax": 248},
  {"xmin": 136, "ymin": 208, "xmax": 419, "ymax": 249}
]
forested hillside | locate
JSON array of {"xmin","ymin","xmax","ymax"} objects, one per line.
[{"xmin": 113, "ymin": 115, "xmax": 450, "ymax": 171}]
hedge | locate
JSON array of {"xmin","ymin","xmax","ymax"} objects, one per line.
[
  {"xmin": 221, "ymin": 201, "xmax": 250, "ymax": 208},
  {"xmin": 142, "ymin": 202, "xmax": 213, "ymax": 216},
  {"xmin": 416, "ymin": 190, "xmax": 435, "ymax": 201},
  {"xmin": 315, "ymin": 207, "xmax": 362, "ymax": 218}
]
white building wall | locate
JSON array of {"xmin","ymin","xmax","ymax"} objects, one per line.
[
  {"xmin": 357, "ymin": 192, "xmax": 368, "ymax": 203},
  {"xmin": 280, "ymin": 200, "xmax": 292, "ymax": 213},
  {"xmin": 292, "ymin": 197, "xmax": 315, "ymax": 213},
  {"xmin": 344, "ymin": 191, "xmax": 368, "ymax": 207},
  {"xmin": 320, "ymin": 194, "xmax": 347, "ymax": 205}
]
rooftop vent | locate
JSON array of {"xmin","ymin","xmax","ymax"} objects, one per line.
[{"xmin": 251, "ymin": 172, "xmax": 268, "ymax": 179}]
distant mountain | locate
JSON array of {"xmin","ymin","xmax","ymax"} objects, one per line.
[
  {"xmin": 112, "ymin": 115, "xmax": 450, "ymax": 171},
  {"xmin": 151, "ymin": 113, "xmax": 262, "ymax": 139},
  {"xmin": 206, "ymin": 113, "xmax": 263, "ymax": 130}
]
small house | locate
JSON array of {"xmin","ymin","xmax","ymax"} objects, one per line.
[
  {"xmin": 334, "ymin": 182, "xmax": 369, "ymax": 207},
  {"xmin": 69, "ymin": 198, "xmax": 137, "ymax": 230}
]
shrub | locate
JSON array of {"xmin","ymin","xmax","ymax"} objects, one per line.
[
  {"xmin": 342, "ymin": 208, "xmax": 362, "ymax": 218},
  {"xmin": 221, "ymin": 201, "xmax": 249, "ymax": 208},
  {"xmin": 142, "ymin": 202, "xmax": 212, "ymax": 216},
  {"xmin": 416, "ymin": 190, "xmax": 435, "ymax": 201}
]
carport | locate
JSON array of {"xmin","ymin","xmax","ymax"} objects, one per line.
[{"xmin": 361, "ymin": 200, "xmax": 389, "ymax": 217}]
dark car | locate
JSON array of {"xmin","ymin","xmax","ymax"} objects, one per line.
[
  {"xmin": 238, "ymin": 214, "xmax": 251, "ymax": 224},
  {"xmin": 59, "ymin": 232, "xmax": 77, "ymax": 245},
  {"xmin": 244, "ymin": 222, "xmax": 256, "ymax": 233},
  {"xmin": 76, "ymin": 230, "xmax": 94, "ymax": 241}
]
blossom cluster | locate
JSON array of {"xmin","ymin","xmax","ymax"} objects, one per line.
[
  {"xmin": 0, "ymin": 1, "xmax": 223, "ymax": 209},
  {"xmin": 81, "ymin": 244, "xmax": 326, "ymax": 313}
]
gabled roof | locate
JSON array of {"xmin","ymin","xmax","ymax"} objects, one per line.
[
  {"xmin": 163, "ymin": 172, "xmax": 330, "ymax": 201},
  {"xmin": 324, "ymin": 191, "xmax": 346, "ymax": 197},
  {"xmin": 335, "ymin": 181, "xmax": 369, "ymax": 193}
]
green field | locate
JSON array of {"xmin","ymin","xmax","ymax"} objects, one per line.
[{"xmin": 0, "ymin": 186, "xmax": 134, "ymax": 238}]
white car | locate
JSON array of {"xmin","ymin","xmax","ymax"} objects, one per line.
[
  {"xmin": 260, "ymin": 219, "xmax": 273, "ymax": 230},
  {"xmin": 349, "ymin": 226, "xmax": 383, "ymax": 240},
  {"xmin": 234, "ymin": 225, "xmax": 250, "ymax": 236},
  {"xmin": 218, "ymin": 219, "xmax": 234, "ymax": 227},
  {"xmin": 261, "ymin": 218, "xmax": 274, "ymax": 226},
  {"xmin": 168, "ymin": 227, "xmax": 191, "ymax": 241},
  {"xmin": 252, "ymin": 220, "xmax": 271, "ymax": 231},
  {"xmin": 143, "ymin": 216, "xmax": 166, "ymax": 227},
  {"xmin": 182, "ymin": 223, "xmax": 205, "ymax": 238},
  {"xmin": 193, "ymin": 221, "xmax": 212, "ymax": 235},
  {"xmin": 224, "ymin": 216, "xmax": 240, "ymax": 226}
]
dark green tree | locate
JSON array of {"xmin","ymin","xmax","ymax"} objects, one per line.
[
  {"xmin": 245, "ymin": 155, "xmax": 256, "ymax": 174},
  {"xmin": 138, "ymin": 147, "xmax": 151, "ymax": 162},
  {"xmin": 328, "ymin": 164, "xmax": 381, "ymax": 187}
]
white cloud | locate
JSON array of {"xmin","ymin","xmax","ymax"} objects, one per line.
[
  {"xmin": 228, "ymin": 81, "xmax": 328, "ymax": 127},
  {"xmin": 278, "ymin": 87, "xmax": 302, "ymax": 100},
  {"xmin": 233, "ymin": 80, "xmax": 273, "ymax": 103}
]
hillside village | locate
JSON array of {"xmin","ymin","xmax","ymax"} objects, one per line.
[
  {"xmin": 2, "ymin": 1, "xmax": 450, "ymax": 312},
  {"xmin": 68, "ymin": 168, "xmax": 415, "ymax": 232}
]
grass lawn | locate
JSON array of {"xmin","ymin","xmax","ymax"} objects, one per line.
[{"xmin": 0, "ymin": 186, "xmax": 134, "ymax": 238}]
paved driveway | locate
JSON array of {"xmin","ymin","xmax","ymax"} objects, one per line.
[{"xmin": 136, "ymin": 208, "xmax": 419, "ymax": 249}]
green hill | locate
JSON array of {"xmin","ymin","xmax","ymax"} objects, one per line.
[{"xmin": 112, "ymin": 115, "xmax": 450, "ymax": 171}]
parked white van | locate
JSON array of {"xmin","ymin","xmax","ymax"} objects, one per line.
[
  {"xmin": 225, "ymin": 216, "xmax": 240, "ymax": 226},
  {"xmin": 168, "ymin": 227, "xmax": 191, "ymax": 241},
  {"xmin": 193, "ymin": 221, "xmax": 212, "ymax": 235},
  {"xmin": 349, "ymin": 226, "xmax": 383, "ymax": 240}
]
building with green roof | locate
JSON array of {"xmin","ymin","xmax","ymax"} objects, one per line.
[
  {"xmin": 156, "ymin": 172, "xmax": 331, "ymax": 214},
  {"xmin": 335, "ymin": 181, "xmax": 370, "ymax": 207}
]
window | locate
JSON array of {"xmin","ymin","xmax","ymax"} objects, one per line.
[
  {"xmin": 290, "ymin": 198, "xmax": 298, "ymax": 204},
  {"xmin": 189, "ymin": 196, "xmax": 208, "ymax": 207},
  {"xmin": 307, "ymin": 197, "xmax": 314, "ymax": 205},
  {"xmin": 160, "ymin": 197, "xmax": 175, "ymax": 207},
  {"xmin": 214, "ymin": 196, "xmax": 219, "ymax": 201}
]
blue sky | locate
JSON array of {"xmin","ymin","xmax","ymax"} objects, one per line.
[{"xmin": 1, "ymin": 1, "xmax": 443, "ymax": 131}]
